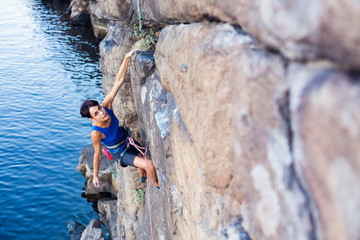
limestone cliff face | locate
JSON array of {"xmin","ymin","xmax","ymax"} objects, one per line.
[{"xmin": 73, "ymin": 0, "xmax": 360, "ymax": 239}]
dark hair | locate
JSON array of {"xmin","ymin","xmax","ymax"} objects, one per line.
[{"xmin": 80, "ymin": 99, "xmax": 99, "ymax": 118}]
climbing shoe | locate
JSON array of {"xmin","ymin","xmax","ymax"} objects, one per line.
[
  {"xmin": 155, "ymin": 186, "xmax": 160, "ymax": 190},
  {"xmin": 140, "ymin": 177, "xmax": 147, "ymax": 183}
]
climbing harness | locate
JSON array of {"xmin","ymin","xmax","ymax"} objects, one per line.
[
  {"xmin": 127, "ymin": 138, "xmax": 154, "ymax": 240},
  {"xmin": 137, "ymin": 0, "xmax": 142, "ymax": 32}
]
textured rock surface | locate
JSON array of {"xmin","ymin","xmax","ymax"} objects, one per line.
[
  {"xmin": 70, "ymin": 0, "xmax": 109, "ymax": 38},
  {"xmin": 90, "ymin": 13, "xmax": 108, "ymax": 39},
  {"xmin": 80, "ymin": 219, "xmax": 104, "ymax": 240},
  {"xmin": 130, "ymin": 55, "xmax": 181, "ymax": 239},
  {"xmin": 89, "ymin": 0, "xmax": 133, "ymax": 22},
  {"xmin": 155, "ymin": 23, "xmax": 253, "ymax": 189},
  {"xmin": 129, "ymin": 24, "xmax": 254, "ymax": 239},
  {"xmin": 139, "ymin": 0, "xmax": 233, "ymax": 25},
  {"xmin": 69, "ymin": 0, "xmax": 90, "ymax": 24},
  {"xmin": 232, "ymin": 42, "xmax": 315, "ymax": 239},
  {"xmin": 290, "ymin": 63, "xmax": 360, "ymax": 240},
  {"xmin": 98, "ymin": 198, "xmax": 119, "ymax": 240},
  {"xmin": 77, "ymin": 0, "xmax": 360, "ymax": 239},
  {"xmin": 113, "ymin": 164, "xmax": 147, "ymax": 240},
  {"xmin": 138, "ymin": 0, "xmax": 360, "ymax": 68},
  {"xmin": 236, "ymin": 0, "xmax": 360, "ymax": 68},
  {"xmin": 70, "ymin": 0, "xmax": 360, "ymax": 66}
]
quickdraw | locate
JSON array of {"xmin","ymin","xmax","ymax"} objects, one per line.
[{"xmin": 137, "ymin": 0, "xmax": 142, "ymax": 32}]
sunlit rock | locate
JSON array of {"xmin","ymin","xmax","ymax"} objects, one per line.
[
  {"xmin": 98, "ymin": 198, "xmax": 119, "ymax": 240},
  {"xmin": 80, "ymin": 219, "xmax": 104, "ymax": 240},
  {"xmin": 76, "ymin": 0, "xmax": 360, "ymax": 239},
  {"xmin": 290, "ymin": 63, "xmax": 360, "ymax": 240}
]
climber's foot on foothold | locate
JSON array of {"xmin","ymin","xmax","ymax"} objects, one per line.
[
  {"xmin": 155, "ymin": 186, "xmax": 160, "ymax": 190},
  {"xmin": 140, "ymin": 177, "xmax": 147, "ymax": 183}
]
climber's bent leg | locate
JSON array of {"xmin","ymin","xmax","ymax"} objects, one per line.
[
  {"xmin": 117, "ymin": 141, "xmax": 159, "ymax": 187},
  {"xmin": 133, "ymin": 156, "xmax": 159, "ymax": 187}
]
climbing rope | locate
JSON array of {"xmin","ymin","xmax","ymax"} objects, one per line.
[
  {"xmin": 137, "ymin": 0, "xmax": 142, "ymax": 32},
  {"xmin": 127, "ymin": 137, "xmax": 154, "ymax": 240}
]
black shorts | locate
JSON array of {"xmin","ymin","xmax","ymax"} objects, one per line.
[
  {"xmin": 120, "ymin": 144, "xmax": 141, "ymax": 167},
  {"xmin": 109, "ymin": 140, "xmax": 142, "ymax": 168}
]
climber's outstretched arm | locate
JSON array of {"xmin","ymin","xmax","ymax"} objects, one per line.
[
  {"xmin": 101, "ymin": 49, "xmax": 137, "ymax": 110},
  {"xmin": 91, "ymin": 130, "xmax": 103, "ymax": 187}
]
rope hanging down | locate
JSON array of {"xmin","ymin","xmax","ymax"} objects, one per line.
[
  {"xmin": 137, "ymin": 0, "xmax": 142, "ymax": 32},
  {"xmin": 127, "ymin": 138, "xmax": 154, "ymax": 240}
]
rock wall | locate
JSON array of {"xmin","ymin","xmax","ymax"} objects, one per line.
[{"xmin": 73, "ymin": 0, "xmax": 360, "ymax": 239}]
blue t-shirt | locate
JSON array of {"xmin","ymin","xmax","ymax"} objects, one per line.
[{"xmin": 91, "ymin": 107, "xmax": 126, "ymax": 152}]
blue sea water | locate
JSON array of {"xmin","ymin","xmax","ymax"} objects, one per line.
[{"xmin": 0, "ymin": 0, "xmax": 104, "ymax": 239}]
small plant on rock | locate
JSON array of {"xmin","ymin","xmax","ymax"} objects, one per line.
[
  {"xmin": 133, "ymin": 187, "xmax": 146, "ymax": 207},
  {"xmin": 133, "ymin": 24, "xmax": 158, "ymax": 51}
]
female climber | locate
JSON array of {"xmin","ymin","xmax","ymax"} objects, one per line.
[{"xmin": 80, "ymin": 49, "xmax": 159, "ymax": 189}]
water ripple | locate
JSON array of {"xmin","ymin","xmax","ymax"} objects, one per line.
[{"xmin": 0, "ymin": 0, "xmax": 103, "ymax": 238}]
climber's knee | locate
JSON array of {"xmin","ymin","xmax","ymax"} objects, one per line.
[
  {"xmin": 146, "ymin": 160, "xmax": 155, "ymax": 172},
  {"xmin": 133, "ymin": 156, "xmax": 155, "ymax": 171}
]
